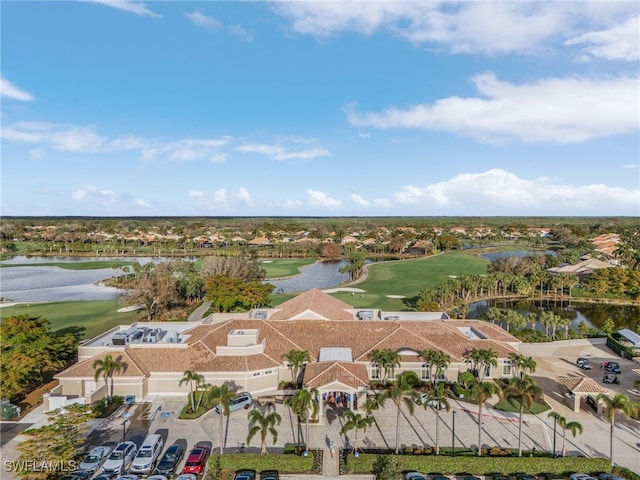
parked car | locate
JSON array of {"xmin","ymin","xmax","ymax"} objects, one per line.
[
  {"xmin": 216, "ymin": 392, "xmax": 253, "ymax": 413},
  {"xmin": 259, "ymin": 471, "xmax": 279, "ymax": 480},
  {"xmin": 147, "ymin": 476, "xmax": 168, "ymax": 480},
  {"xmin": 114, "ymin": 475, "xmax": 139, "ymax": 480},
  {"xmin": 463, "ymin": 477, "xmax": 482, "ymax": 480},
  {"xmin": 516, "ymin": 475, "xmax": 538, "ymax": 480},
  {"xmin": 570, "ymin": 474, "xmax": 597, "ymax": 480},
  {"xmin": 404, "ymin": 472, "xmax": 426, "ymax": 480},
  {"xmin": 130, "ymin": 434, "xmax": 164, "ymax": 474},
  {"xmin": 78, "ymin": 446, "xmax": 112, "ymax": 474},
  {"xmin": 603, "ymin": 373, "xmax": 620, "ymax": 384},
  {"xmin": 155, "ymin": 443, "xmax": 185, "ymax": 476},
  {"xmin": 492, "ymin": 476, "xmax": 511, "ymax": 480},
  {"xmin": 101, "ymin": 442, "xmax": 137, "ymax": 476},
  {"xmin": 233, "ymin": 471, "xmax": 256, "ymax": 480},
  {"xmin": 605, "ymin": 362, "xmax": 621, "ymax": 374},
  {"xmin": 415, "ymin": 393, "xmax": 447, "ymax": 409},
  {"xmin": 175, "ymin": 475, "xmax": 197, "ymax": 480},
  {"xmin": 431, "ymin": 476, "xmax": 451, "ymax": 480},
  {"xmin": 182, "ymin": 443, "xmax": 211, "ymax": 476},
  {"xmin": 576, "ymin": 358, "xmax": 591, "ymax": 370},
  {"xmin": 599, "ymin": 474, "xmax": 625, "ymax": 480},
  {"xmin": 93, "ymin": 474, "xmax": 115, "ymax": 480}
]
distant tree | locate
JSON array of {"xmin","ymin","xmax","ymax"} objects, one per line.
[
  {"xmin": 0, "ymin": 316, "xmax": 77, "ymax": 400},
  {"xmin": 246, "ymin": 408, "xmax": 282, "ymax": 455},
  {"xmin": 15, "ymin": 404, "xmax": 94, "ymax": 480},
  {"xmin": 200, "ymin": 256, "xmax": 266, "ymax": 282},
  {"xmin": 204, "ymin": 275, "xmax": 273, "ymax": 312},
  {"xmin": 92, "ymin": 355, "xmax": 123, "ymax": 405},
  {"xmin": 601, "ymin": 318, "xmax": 616, "ymax": 335},
  {"xmin": 339, "ymin": 249, "xmax": 367, "ymax": 281},
  {"xmin": 319, "ymin": 242, "xmax": 342, "ymax": 259}
]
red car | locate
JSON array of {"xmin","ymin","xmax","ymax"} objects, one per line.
[{"xmin": 181, "ymin": 443, "xmax": 211, "ymax": 476}]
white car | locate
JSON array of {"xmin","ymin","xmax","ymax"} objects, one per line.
[
  {"xmin": 147, "ymin": 476, "xmax": 168, "ymax": 480},
  {"xmin": 78, "ymin": 446, "xmax": 112, "ymax": 473},
  {"xmin": 570, "ymin": 474, "xmax": 597, "ymax": 480},
  {"xmin": 115, "ymin": 475, "xmax": 139, "ymax": 480},
  {"xmin": 101, "ymin": 441, "xmax": 137, "ymax": 475},
  {"xmin": 415, "ymin": 393, "xmax": 447, "ymax": 409},
  {"xmin": 404, "ymin": 472, "xmax": 426, "ymax": 480}
]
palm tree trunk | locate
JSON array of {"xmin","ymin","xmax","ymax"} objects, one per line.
[
  {"xmin": 610, "ymin": 419, "xmax": 615, "ymax": 467},
  {"xmin": 395, "ymin": 401, "xmax": 401, "ymax": 454},
  {"xmin": 518, "ymin": 405, "xmax": 523, "ymax": 457},
  {"xmin": 219, "ymin": 413, "xmax": 225, "ymax": 454},
  {"xmin": 435, "ymin": 410, "xmax": 440, "ymax": 455},
  {"xmin": 305, "ymin": 412, "xmax": 310, "ymax": 452},
  {"xmin": 477, "ymin": 404, "xmax": 483, "ymax": 457},
  {"xmin": 562, "ymin": 431, "xmax": 567, "ymax": 457}
]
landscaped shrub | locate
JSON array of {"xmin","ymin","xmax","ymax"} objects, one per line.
[
  {"xmin": 489, "ymin": 447, "xmax": 512, "ymax": 456},
  {"xmin": 92, "ymin": 395, "xmax": 124, "ymax": 418}
]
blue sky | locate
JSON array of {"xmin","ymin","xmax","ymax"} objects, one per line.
[{"xmin": 1, "ymin": 1, "xmax": 639, "ymax": 217}]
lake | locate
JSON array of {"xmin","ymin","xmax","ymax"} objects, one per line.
[{"xmin": 0, "ymin": 256, "xmax": 356, "ymax": 302}]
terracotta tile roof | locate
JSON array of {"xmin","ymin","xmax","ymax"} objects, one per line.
[
  {"xmin": 558, "ymin": 376, "xmax": 609, "ymax": 394},
  {"xmin": 269, "ymin": 288, "xmax": 354, "ymax": 321},
  {"xmin": 56, "ymin": 351, "xmax": 147, "ymax": 378},
  {"xmin": 304, "ymin": 361, "xmax": 370, "ymax": 388}
]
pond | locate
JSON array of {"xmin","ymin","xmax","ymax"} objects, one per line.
[
  {"xmin": 468, "ymin": 298, "xmax": 639, "ymax": 332},
  {"xmin": 0, "ymin": 256, "xmax": 359, "ymax": 302}
]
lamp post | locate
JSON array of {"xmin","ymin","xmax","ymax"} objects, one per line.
[
  {"xmin": 552, "ymin": 414, "xmax": 557, "ymax": 457},
  {"xmin": 121, "ymin": 419, "xmax": 129, "ymax": 474},
  {"xmin": 451, "ymin": 410, "xmax": 456, "ymax": 453}
]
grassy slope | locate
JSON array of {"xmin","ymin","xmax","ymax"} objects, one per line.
[
  {"xmin": 0, "ymin": 300, "xmax": 140, "ymax": 339},
  {"xmin": 262, "ymin": 259, "xmax": 316, "ymax": 279},
  {"xmin": 0, "ymin": 260, "xmax": 134, "ymax": 270},
  {"xmin": 330, "ymin": 252, "xmax": 489, "ymax": 311}
]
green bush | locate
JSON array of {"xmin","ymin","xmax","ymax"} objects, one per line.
[
  {"xmin": 344, "ymin": 453, "xmax": 611, "ymax": 475},
  {"xmin": 207, "ymin": 453, "xmax": 314, "ymax": 474},
  {"xmin": 179, "ymin": 404, "xmax": 209, "ymax": 419},
  {"xmin": 92, "ymin": 396, "xmax": 124, "ymax": 418}
]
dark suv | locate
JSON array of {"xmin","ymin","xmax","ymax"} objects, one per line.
[
  {"xmin": 605, "ymin": 362, "xmax": 621, "ymax": 374},
  {"xmin": 155, "ymin": 443, "xmax": 184, "ymax": 476}
]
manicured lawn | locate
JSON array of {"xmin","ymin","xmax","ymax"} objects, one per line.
[
  {"xmin": 494, "ymin": 398, "xmax": 551, "ymax": 415},
  {"xmin": 330, "ymin": 252, "xmax": 489, "ymax": 310},
  {"xmin": 262, "ymin": 259, "xmax": 316, "ymax": 279},
  {"xmin": 0, "ymin": 300, "xmax": 140, "ymax": 339},
  {"xmin": 208, "ymin": 452, "xmax": 315, "ymax": 474}
]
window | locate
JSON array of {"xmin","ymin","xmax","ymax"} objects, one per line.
[
  {"xmin": 502, "ymin": 361, "xmax": 512, "ymax": 376},
  {"xmin": 264, "ymin": 369, "xmax": 273, "ymax": 375},
  {"xmin": 421, "ymin": 364, "xmax": 430, "ymax": 381},
  {"xmin": 371, "ymin": 364, "xmax": 380, "ymax": 380},
  {"xmin": 252, "ymin": 372, "xmax": 260, "ymax": 377},
  {"xmin": 484, "ymin": 365, "xmax": 492, "ymax": 378}
]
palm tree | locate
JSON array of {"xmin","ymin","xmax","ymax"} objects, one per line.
[
  {"xmin": 371, "ymin": 349, "xmax": 400, "ymax": 386},
  {"xmin": 466, "ymin": 377, "xmax": 498, "ymax": 456},
  {"xmin": 246, "ymin": 408, "xmax": 282, "ymax": 455},
  {"xmin": 597, "ymin": 393, "xmax": 634, "ymax": 467},
  {"xmin": 380, "ymin": 373, "xmax": 417, "ymax": 454},
  {"xmin": 340, "ymin": 410, "xmax": 374, "ymax": 454},
  {"xmin": 92, "ymin": 354, "xmax": 123, "ymax": 405},
  {"xmin": 420, "ymin": 349, "xmax": 451, "ymax": 385},
  {"xmin": 179, "ymin": 370, "xmax": 204, "ymax": 413},
  {"xmin": 478, "ymin": 349, "xmax": 498, "ymax": 379},
  {"xmin": 501, "ymin": 375, "xmax": 542, "ymax": 456},
  {"xmin": 424, "ymin": 382, "xmax": 453, "ymax": 455},
  {"xmin": 286, "ymin": 387, "xmax": 319, "ymax": 452},
  {"xmin": 206, "ymin": 384, "xmax": 235, "ymax": 454},
  {"xmin": 281, "ymin": 349, "xmax": 311, "ymax": 388},
  {"xmin": 548, "ymin": 411, "xmax": 583, "ymax": 457}
]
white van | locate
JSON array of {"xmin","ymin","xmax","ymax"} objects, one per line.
[{"xmin": 130, "ymin": 434, "xmax": 164, "ymax": 474}]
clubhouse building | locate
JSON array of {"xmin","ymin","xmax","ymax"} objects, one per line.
[{"xmin": 48, "ymin": 289, "xmax": 521, "ymax": 417}]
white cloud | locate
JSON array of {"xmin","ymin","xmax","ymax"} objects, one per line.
[
  {"xmin": 350, "ymin": 193, "xmax": 370, "ymax": 207},
  {"xmin": 390, "ymin": 169, "xmax": 640, "ymax": 215},
  {"xmin": 347, "ymin": 73, "xmax": 640, "ymax": 144},
  {"xmin": 307, "ymin": 189, "xmax": 342, "ymax": 209},
  {"xmin": 83, "ymin": 0, "xmax": 161, "ymax": 18},
  {"xmin": 271, "ymin": 2, "xmax": 636, "ymax": 55},
  {"xmin": 185, "ymin": 11, "xmax": 221, "ymax": 29},
  {"xmin": 1, "ymin": 77, "xmax": 34, "ymax": 101},
  {"xmin": 1, "ymin": 122, "xmax": 232, "ymax": 161},
  {"xmin": 237, "ymin": 143, "xmax": 331, "ymax": 161},
  {"xmin": 185, "ymin": 11, "xmax": 252, "ymax": 41},
  {"xmin": 565, "ymin": 15, "xmax": 640, "ymax": 62},
  {"xmin": 280, "ymin": 199, "xmax": 304, "ymax": 209},
  {"xmin": 622, "ymin": 163, "xmax": 638, "ymax": 169},
  {"xmin": 189, "ymin": 188, "xmax": 253, "ymax": 208}
]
